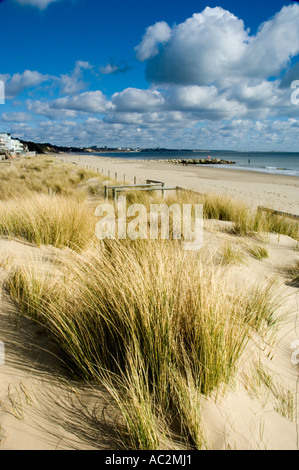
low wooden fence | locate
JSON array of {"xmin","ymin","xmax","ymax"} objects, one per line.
[
  {"xmin": 258, "ymin": 206, "xmax": 299, "ymax": 220},
  {"xmin": 105, "ymin": 181, "xmax": 177, "ymax": 202}
]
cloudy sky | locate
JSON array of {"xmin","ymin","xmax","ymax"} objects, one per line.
[{"xmin": 1, "ymin": 0, "xmax": 299, "ymax": 150}]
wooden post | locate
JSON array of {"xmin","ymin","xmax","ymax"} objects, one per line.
[
  {"xmin": 115, "ymin": 172, "xmax": 117, "ymax": 180},
  {"xmin": 108, "ymin": 170, "xmax": 110, "ymax": 180},
  {"xmin": 134, "ymin": 176, "xmax": 137, "ymax": 185},
  {"xmin": 104, "ymin": 185, "xmax": 108, "ymax": 201}
]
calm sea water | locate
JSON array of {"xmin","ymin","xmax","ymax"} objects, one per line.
[{"xmin": 88, "ymin": 151, "xmax": 299, "ymax": 177}]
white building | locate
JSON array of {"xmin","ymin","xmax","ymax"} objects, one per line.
[
  {"xmin": 0, "ymin": 132, "xmax": 12, "ymax": 152},
  {"xmin": 0, "ymin": 133, "xmax": 24, "ymax": 154},
  {"xmin": 11, "ymin": 139, "xmax": 24, "ymax": 153}
]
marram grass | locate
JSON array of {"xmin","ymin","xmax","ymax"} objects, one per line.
[
  {"xmin": 0, "ymin": 156, "xmax": 105, "ymax": 200},
  {"xmin": 6, "ymin": 239, "xmax": 282, "ymax": 449},
  {"xmin": 0, "ymin": 193, "xmax": 97, "ymax": 250}
]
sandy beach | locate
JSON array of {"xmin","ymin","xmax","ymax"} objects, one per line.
[
  {"xmin": 0, "ymin": 155, "xmax": 298, "ymax": 450},
  {"xmin": 1, "ymin": 226, "xmax": 298, "ymax": 450},
  {"xmin": 58, "ymin": 154, "xmax": 299, "ymax": 216}
]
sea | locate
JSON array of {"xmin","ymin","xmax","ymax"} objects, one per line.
[{"xmin": 88, "ymin": 150, "xmax": 299, "ymax": 177}]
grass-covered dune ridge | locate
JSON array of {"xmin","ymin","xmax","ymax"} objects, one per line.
[{"xmin": 0, "ymin": 157, "xmax": 102, "ymax": 200}]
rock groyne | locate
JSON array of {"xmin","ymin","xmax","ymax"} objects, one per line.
[{"xmin": 158, "ymin": 158, "xmax": 235, "ymax": 165}]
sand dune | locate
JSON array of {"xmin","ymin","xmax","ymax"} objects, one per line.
[{"xmin": 0, "ymin": 228, "xmax": 298, "ymax": 449}]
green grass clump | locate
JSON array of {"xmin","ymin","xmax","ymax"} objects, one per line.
[
  {"xmin": 167, "ymin": 191, "xmax": 299, "ymax": 241},
  {"xmin": 6, "ymin": 239, "xmax": 282, "ymax": 449},
  {"xmin": 0, "ymin": 193, "xmax": 96, "ymax": 250},
  {"xmin": 220, "ymin": 242, "xmax": 247, "ymax": 265},
  {"xmin": 245, "ymin": 362, "xmax": 294, "ymax": 421},
  {"xmin": 246, "ymin": 244, "xmax": 269, "ymax": 260},
  {"xmin": 252, "ymin": 210, "xmax": 299, "ymax": 241}
]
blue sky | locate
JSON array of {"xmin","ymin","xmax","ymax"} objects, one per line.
[{"xmin": 1, "ymin": 0, "xmax": 299, "ymax": 150}]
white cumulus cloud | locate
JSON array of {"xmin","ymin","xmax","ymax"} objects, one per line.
[
  {"xmin": 51, "ymin": 90, "xmax": 110, "ymax": 114},
  {"xmin": 2, "ymin": 112, "xmax": 32, "ymax": 122},
  {"xmin": 99, "ymin": 64, "xmax": 119, "ymax": 75},
  {"xmin": 135, "ymin": 21, "xmax": 171, "ymax": 61},
  {"xmin": 111, "ymin": 88, "xmax": 165, "ymax": 113},
  {"xmin": 27, "ymin": 99, "xmax": 78, "ymax": 120},
  {"xmin": 58, "ymin": 60, "xmax": 92, "ymax": 95},
  {"xmin": 137, "ymin": 5, "xmax": 299, "ymax": 87},
  {"xmin": 4, "ymin": 5, "xmax": 299, "ymax": 150},
  {"xmin": 0, "ymin": 70, "xmax": 50, "ymax": 98}
]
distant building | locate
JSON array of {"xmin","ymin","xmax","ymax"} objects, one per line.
[
  {"xmin": 0, "ymin": 132, "xmax": 24, "ymax": 154},
  {"xmin": 0, "ymin": 132, "xmax": 12, "ymax": 152},
  {"xmin": 12, "ymin": 139, "xmax": 24, "ymax": 153}
]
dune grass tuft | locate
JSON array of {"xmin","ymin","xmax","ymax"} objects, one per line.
[
  {"xmin": 0, "ymin": 194, "xmax": 97, "ymax": 250},
  {"xmin": 0, "ymin": 156, "xmax": 105, "ymax": 200},
  {"xmin": 6, "ymin": 239, "xmax": 282, "ymax": 448},
  {"xmin": 165, "ymin": 190, "xmax": 299, "ymax": 241},
  {"xmin": 246, "ymin": 244, "xmax": 269, "ymax": 260},
  {"xmin": 220, "ymin": 242, "xmax": 247, "ymax": 265}
]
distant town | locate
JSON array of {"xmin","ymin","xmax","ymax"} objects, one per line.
[
  {"xmin": 0, "ymin": 134, "xmax": 197, "ymax": 158},
  {"xmin": 1, "ymin": 133, "xmax": 293, "ymax": 159},
  {"xmin": 19, "ymin": 141, "xmax": 192, "ymax": 155}
]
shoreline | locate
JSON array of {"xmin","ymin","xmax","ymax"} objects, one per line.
[{"xmin": 58, "ymin": 153, "xmax": 299, "ymax": 216}]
